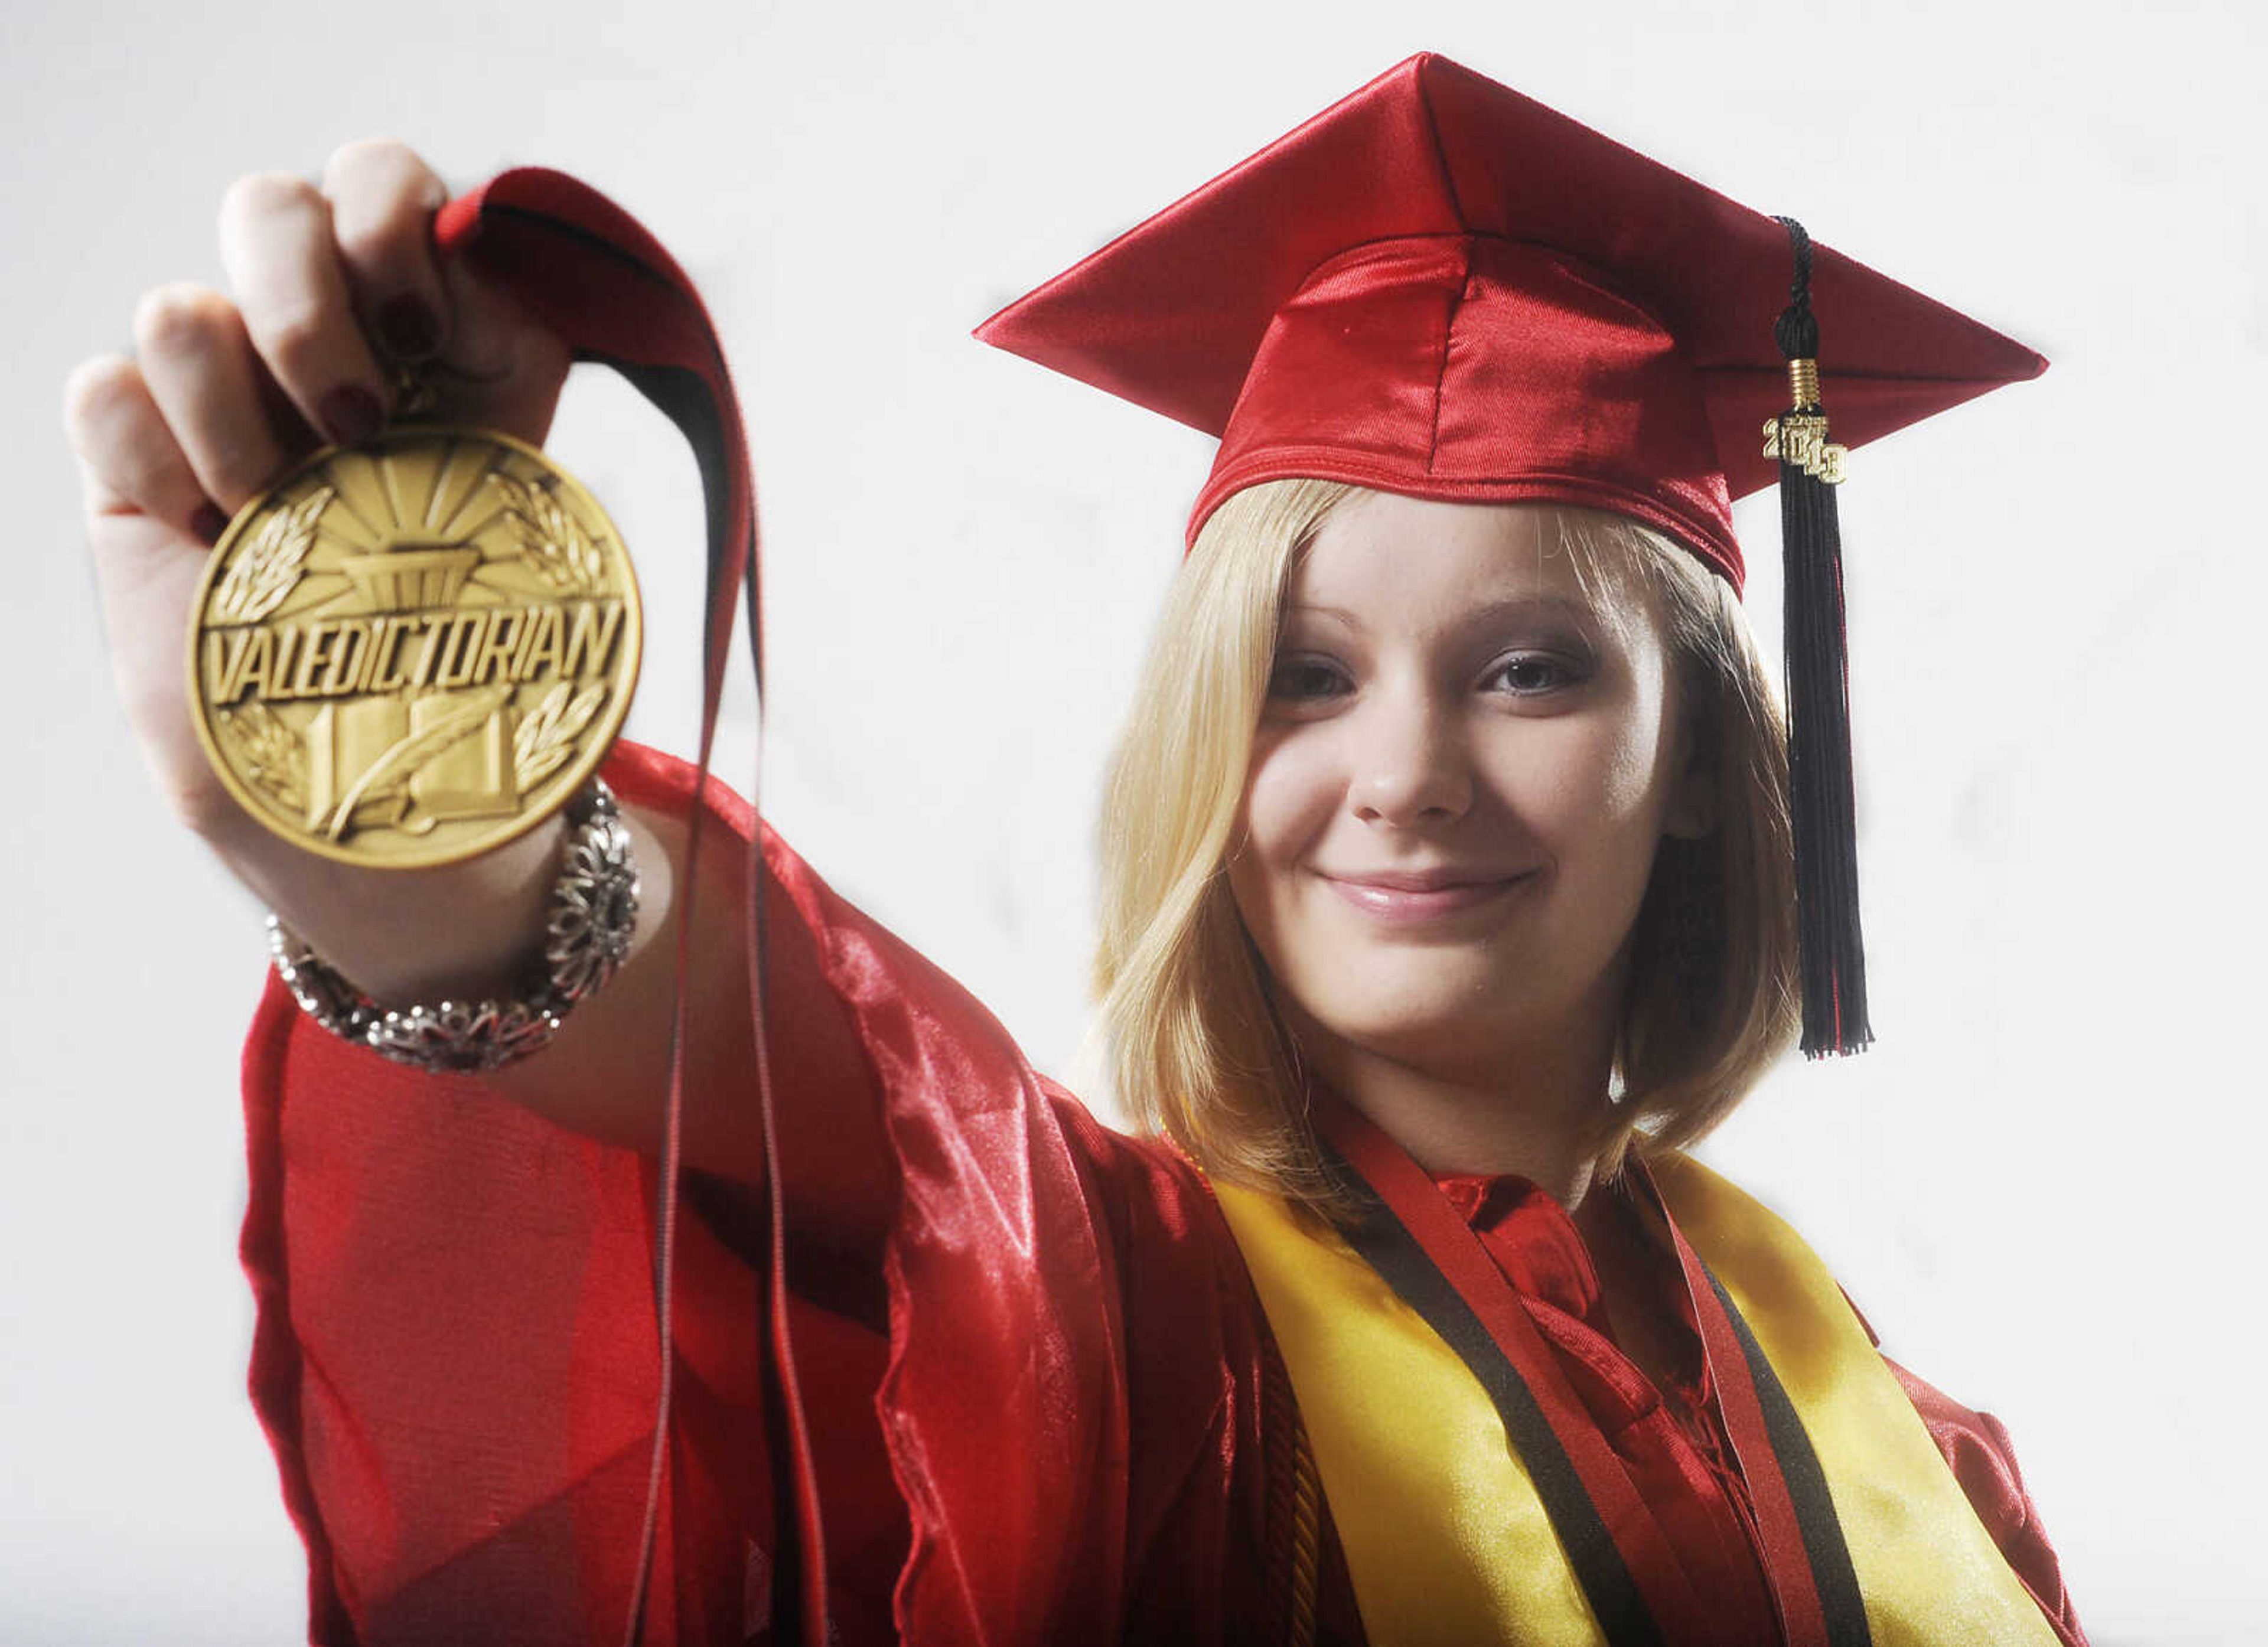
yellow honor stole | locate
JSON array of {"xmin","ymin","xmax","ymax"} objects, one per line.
[{"xmin": 1213, "ymin": 1153, "xmax": 2057, "ymax": 1646}]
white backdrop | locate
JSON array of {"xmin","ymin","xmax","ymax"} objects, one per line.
[{"xmin": 4, "ymin": 2, "xmax": 2260, "ymax": 1642}]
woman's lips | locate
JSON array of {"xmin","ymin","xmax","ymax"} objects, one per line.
[{"xmin": 1317, "ymin": 871, "xmax": 1535, "ymax": 923}]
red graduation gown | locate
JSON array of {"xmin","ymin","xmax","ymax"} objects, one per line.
[{"xmin": 237, "ymin": 741, "xmax": 2086, "ymax": 1645}]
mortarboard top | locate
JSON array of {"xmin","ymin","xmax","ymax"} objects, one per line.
[{"xmin": 975, "ymin": 51, "xmax": 2045, "ymax": 591}]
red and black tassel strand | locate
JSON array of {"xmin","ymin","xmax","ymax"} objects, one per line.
[{"xmin": 1768, "ymin": 216, "xmax": 1872, "ymax": 1057}]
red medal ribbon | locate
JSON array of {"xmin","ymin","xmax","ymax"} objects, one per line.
[{"xmin": 435, "ymin": 171, "xmax": 828, "ymax": 1647}]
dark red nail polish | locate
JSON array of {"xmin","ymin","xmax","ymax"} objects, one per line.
[
  {"xmin": 318, "ymin": 384, "xmax": 382, "ymax": 446},
  {"xmin": 191, "ymin": 502, "xmax": 229, "ymax": 546},
  {"xmin": 377, "ymin": 293, "xmax": 441, "ymax": 361}
]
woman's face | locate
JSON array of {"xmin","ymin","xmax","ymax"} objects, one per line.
[{"xmin": 1227, "ymin": 494, "xmax": 1705, "ymax": 1085}]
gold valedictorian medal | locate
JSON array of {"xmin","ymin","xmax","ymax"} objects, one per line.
[{"xmin": 187, "ymin": 427, "xmax": 643, "ymax": 869}]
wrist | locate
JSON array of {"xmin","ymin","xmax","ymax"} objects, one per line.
[
  {"xmin": 268, "ymin": 781, "xmax": 638, "ymax": 1073},
  {"xmin": 216, "ymin": 800, "xmax": 563, "ymax": 1003}
]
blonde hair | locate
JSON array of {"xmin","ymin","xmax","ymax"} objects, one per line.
[{"xmin": 1091, "ymin": 481, "xmax": 1799, "ymax": 1202}]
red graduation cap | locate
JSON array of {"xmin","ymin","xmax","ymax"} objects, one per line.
[
  {"xmin": 976, "ymin": 52, "xmax": 2045, "ymax": 1059},
  {"xmin": 976, "ymin": 51, "xmax": 2042, "ymax": 589}
]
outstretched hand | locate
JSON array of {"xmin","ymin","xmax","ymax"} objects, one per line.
[
  {"xmin": 59, "ymin": 141, "xmax": 775, "ymax": 1183},
  {"xmin": 64, "ymin": 140, "xmax": 572, "ymax": 843}
]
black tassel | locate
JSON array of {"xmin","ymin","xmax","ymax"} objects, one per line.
[{"xmin": 1770, "ymin": 217, "xmax": 1871, "ymax": 1056}]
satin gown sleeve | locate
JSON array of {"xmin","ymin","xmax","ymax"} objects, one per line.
[
  {"xmin": 1832, "ymin": 1289, "xmax": 2089, "ymax": 1647},
  {"xmin": 237, "ymin": 739, "xmax": 1284, "ymax": 1646},
  {"xmin": 1884, "ymin": 1357, "xmax": 2090, "ymax": 1647}
]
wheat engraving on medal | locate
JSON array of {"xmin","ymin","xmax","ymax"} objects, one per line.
[{"xmin": 188, "ymin": 427, "xmax": 643, "ymax": 869}]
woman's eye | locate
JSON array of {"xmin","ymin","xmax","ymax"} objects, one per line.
[
  {"xmin": 1483, "ymin": 652, "xmax": 1585, "ymax": 695},
  {"xmin": 1266, "ymin": 657, "xmax": 1349, "ymax": 700}
]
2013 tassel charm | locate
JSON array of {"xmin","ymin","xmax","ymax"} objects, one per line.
[{"xmin": 1768, "ymin": 217, "xmax": 1872, "ymax": 1057}]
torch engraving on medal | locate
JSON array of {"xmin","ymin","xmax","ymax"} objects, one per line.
[{"xmin": 188, "ymin": 428, "xmax": 643, "ymax": 869}]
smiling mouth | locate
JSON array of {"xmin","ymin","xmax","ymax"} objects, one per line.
[{"xmin": 1318, "ymin": 871, "xmax": 1537, "ymax": 922}]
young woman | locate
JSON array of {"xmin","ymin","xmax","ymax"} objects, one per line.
[{"xmin": 64, "ymin": 53, "xmax": 2084, "ymax": 1647}]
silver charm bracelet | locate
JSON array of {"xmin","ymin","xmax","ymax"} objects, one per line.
[{"xmin": 267, "ymin": 780, "xmax": 640, "ymax": 1073}]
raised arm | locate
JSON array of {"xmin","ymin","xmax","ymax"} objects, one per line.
[
  {"xmin": 66, "ymin": 148, "xmax": 1276, "ymax": 1644},
  {"xmin": 63, "ymin": 139, "xmax": 779, "ymax": 1183}
]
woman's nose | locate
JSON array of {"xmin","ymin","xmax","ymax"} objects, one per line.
[{"xmin": 1347, "ymin": 686, "xmax": 1472, "ymax": 827}]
